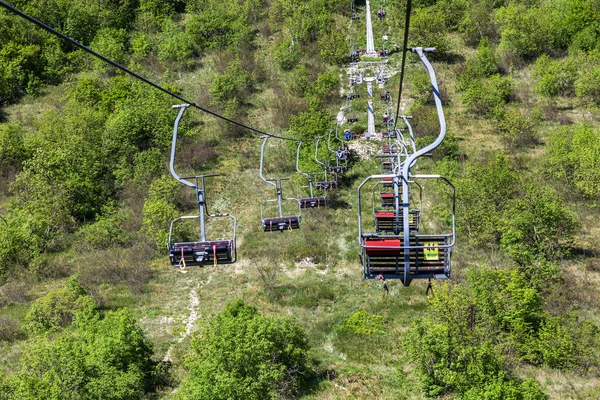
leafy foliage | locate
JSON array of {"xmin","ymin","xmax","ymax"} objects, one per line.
[
  {"xmin": 10, "ymin": 308, "xmax": 156, "ymax": 400},
  {"xmin": 24, "ymin": 275, "xmax": 97, "ymax": 334},
  {"xmin": 405, "ymin": 270, "xmax": 548, "ymax": 399},
  {"xmin": 543, "ymin": 123, "xmax": 600, "ymax": 199},
  {"xmin": 177, "ymin": 300, "xmax": 310, "ymax": 400}
]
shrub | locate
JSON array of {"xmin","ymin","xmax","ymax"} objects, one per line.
[
  {"xmin": 24, "ymin": 275, "xmax": 97, "ymax": 335},
  {"xmin": 157, "ymin": 19, "xmax": 194, "ymax": 66},
  {"xmin": 454, "ymin": 154, "xmax": 517, "ymax": 249},
  {"xmin": 405, "ymin": 277, "xmax": 548, "ymax": 399},
  {"xmin": 75, "ymin": 202, "xmax": 132, "ymax": 250},
  {"xmin": 499, "ymin": 184, "xmax": 578, "ymax": 265},
  {"xmin": 274, "ymin": 37, "xmax": 301, "ymax": 71},
  {"xmin": 410, "ymin": 6, "xmax": 449, "ymax": 55},
  {"xmin": 495, "ymin": 107, "xmax": 537, "ymax": 149},
  {"xmin": 90, "ymin": 28, "xmax": 129, "ymax": 73},
  {"xmin": 339, "ymin": 311, "xmax": 384, "ymax": 337},
  {"xmin": 0, "ymin": 316, "xmax": 22, "ymax": 342},
  {"xmin": 142, "ymin": 176, "xmax": 180, "ymax": 248},
  {"xmin": 318, "ymin": 27, "xmax": 348, "ymax": 65},
  {"xmin": 210, "ymin": 58, "xmax": 253, "ymax": 108},
  {"xmin": 543, "ymin": 123, "xmax": 600, "ymax": 199},
  {"xmin": 177, "ymin": 300, "xmax": 310, "ymax": 400},
  {"xmin": 11, "ymin": 308, "xmax": 155, "ymax": 400},
  {"xmin": 462, "ymin": 75, "xmax": 512, "ymax": 118},
  {"xmin": 534, "ymin": 54, "xmax": 577, "ymax": 98}
]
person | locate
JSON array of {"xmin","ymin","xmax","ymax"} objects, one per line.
[
  {"xmin": 344, "ymin": 129, "xmax": 352, "ymax": 141},
  {"xmin": 378, "ymin": 274, "xmax": 389, "ymax": 295}
]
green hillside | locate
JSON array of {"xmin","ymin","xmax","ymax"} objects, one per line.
[{"xmin": 1, "ymin": 0, "xmax": 600, "ymax": 399}]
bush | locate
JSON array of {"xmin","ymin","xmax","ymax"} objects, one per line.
[
  {"xmin": 75, "ymin": 202, "xmax": 132, "ymax": 250},
  {"xmin": 157, "ymin": 19, "xmax": 194, "ymax": 66},
  {"xmin": 24, "ymin": 275, "xmax": 97, "ymax": 335},
  {"xmin": 499, "ymin": 184, "xmax": 578, "ymax": 265},
  {"xmin": 543, "ymin": 123, "xmax": 600, "ymax": 199},
  {"xmin": 534, "ymin": 54, "xmax": 577, "ymax": 98},
  {"xmin": 495, "ymin": 107, "xmax": 537, "ymax": 148},
  {"xmin": 0, "ymin": 316, "xmax": 22, "ymax": 342},
  {"xmin": 142, "ymin": 176, "xmax": 181, "ymax": 248},
  {"xmin": 462, "ymin": 75, "xmax": 512, "ymax": 118},
  {"xmin": 410, "ymin": 6, "xmax": 449, "ymax": 55},
  {"xmin": 90, "ymin": 28, "xmax": 129, "ymax": 74},
  {"xmin": 10, "ymin": 308, "xmax": 155, "ymax": 400},
  {"xmin": 210, "ymin": 58, "xmax": 253, "ymax": 108},
  {"xmin": 177, "ymin": 300, "xmax": 310, "ymax": 400},
  {"xmin": 405, "ymin": 275, "xmax": 548, "ymax": 399},
  {"xmin": 274, "ymin": 37, "xmax": 301, "ymax": 71},
  {"xmin": 454, "ymin": 154, "xmax": 516, "ymax": 249},
  {"xmin": 339, "ymin": 311, "xmax": 384, "ymax": 337}
]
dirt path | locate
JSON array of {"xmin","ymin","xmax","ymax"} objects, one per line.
[{"xmin": 163, "ymin": 274, "xmax": 212, "ymax": 362}]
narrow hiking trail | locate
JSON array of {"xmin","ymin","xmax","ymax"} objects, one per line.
[{"xmin": 163, "ymin": 274, "xmax": 212, "ymax": 362}]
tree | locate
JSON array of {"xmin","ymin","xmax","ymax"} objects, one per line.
[
  {"xmin": 405, "ymin": 271, "xmax": 548, "ymax": 399},
  {"xmin": 455, "ymin": 153, "xmax": 517, "ymax": 249},
  {"xmin": 11, "ymin": 308, "xmax": 155, "ymax": 400},
  {"xmin": 24, "ymin": 275, "xmax": 97, "ymax": 335},
  {"xmin": 177, "ymin": 300, "xmax": 310, "ymax": 400},
  {"xmin": 500, "ymin": 184, "xmax": 578, "ymax": 265}
]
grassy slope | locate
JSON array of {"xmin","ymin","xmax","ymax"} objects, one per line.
[{"xmin": 2, "ymin": 4, "xmax": 600, "ymax": 400}]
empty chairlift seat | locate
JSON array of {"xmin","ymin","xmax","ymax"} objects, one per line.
[
  {"xmin": 315, "ymin": 181, "xmax": 337, "ymax": 190},
  {"xmin": 299, "ymin": 197, "xmax": 326, "ymax": 209},
  {"xmin": 329, "ymin": 165, "xmax": 347, "ymax": 173},
  {"xmin": 380, "ymin": 192, "xmax": 397, "ymax": 207},
  {"xmin": 169, "ymin": 240, "xmax": 233, "ymax": 267},
  {"xmin": 362, "ymin": 235, "xmax": 451, "ymax": 280},
  {"xmin": 381, "ymin": 162, "xmax": 393, "ymax": 173},
  {"xmin": 262, "ymin": 216, "xmax": 301, "ymax": 232},
  {"xmin": 374, "ymin": 210, "xmax": 420, "ymax": 232}
]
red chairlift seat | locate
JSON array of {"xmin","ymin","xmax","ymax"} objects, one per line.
[
  {"xmin": 362, "ymin": 235, "xmax": 449, "ymax": 280},
  {"xmin": 262, "ymin": 216, "xmax": 301, "ymax": 232},
  {"xmin": 374, "ymin": 210, "xmax": 419, "ymax": 232},
  {"xmin": 169, "ymin": 240, "xmax": 233, "ymax": 267},
  {"xmin": 299, "ymin": 197, "xmax": 326, "ymax": 209},
  {"xmin": 380, "ymin": 192, "xmax": 397, "ymax": 207}
]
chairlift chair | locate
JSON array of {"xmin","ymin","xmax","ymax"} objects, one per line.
[
  {"xmin": 167, "ymin": 105, "xmax": 237, "ymax": 267},
  {"xmin": 357, "ymin": 47, "xmax": 455, "ymax": 286},
  {"xmin": 327, "ymin": 129, "xmax": 348, "ymax": 174},
  {"xmin": 346, "ymin": 106, "xmax": 358, "ymax": 123},
  {"xmin": 371, "ymin": 179, "xmax": 422, "ymax": 233},
  {"xmin": 259, "ymin": 136, "xmax": 302, "ymax": 232},
  {"xmin": 296, "ymin": 141, "xmax": 327, "ymax": 209},
  {"xmin": 314, "ymin": 137, "xmax": 338, "ymax": 190}
]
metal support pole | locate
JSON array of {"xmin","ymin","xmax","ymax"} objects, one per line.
[{"xmin": 400, "ymin": 47, "xmax": 447, "ymax": 286}]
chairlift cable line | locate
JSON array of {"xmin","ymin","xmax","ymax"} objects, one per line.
[
  {"xmin": 0, "ymin": 0, "xmax": 320, "ymax": 143},
  {"xmin": 393, "ymin": 0, "xmax": 412, "ymax": 131}
]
